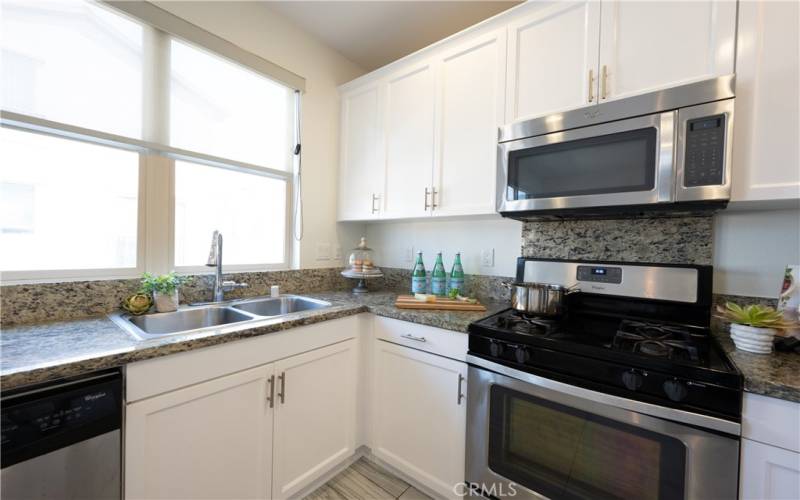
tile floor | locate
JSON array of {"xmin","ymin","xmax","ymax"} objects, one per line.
[{"xmin": 304, "ymin": 457, "xmax": 433, "ymax": 500}]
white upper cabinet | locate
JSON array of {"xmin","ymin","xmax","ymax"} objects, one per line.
[
  {"xmin": 433, "ymin": 29, "xmax": 506, "ymax": 217},
  {"xmin": 506, "ymin": 1, "xmax": 600, "ymax": 123},
  {"xmin": 598, "ymin": 1, "xmax": 736, "ymax": 102},
  {"xmin": 339, "ymin": 83, "xmax": 384, "ymax": 220},
  {"xmin": 383, "ymin": 61, "xmax": 436, "ymax": 219},
  {"xmin": 731, "ymin": 0, "xmax": 800, "ymax": 203}
]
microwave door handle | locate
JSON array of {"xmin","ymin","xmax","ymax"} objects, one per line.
[{"xmin": 657, "ymin": 111, "xmax": 677, "ymax": 203}]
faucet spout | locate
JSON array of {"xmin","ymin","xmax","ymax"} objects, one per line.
[{"xmin": 205, "ymin": 231, "xmax": 247, "ymax": 303}]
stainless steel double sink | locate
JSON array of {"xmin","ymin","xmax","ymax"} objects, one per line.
[{"xmin": 110, "ymin": 295, "xmax": 331, "ymax": 340}]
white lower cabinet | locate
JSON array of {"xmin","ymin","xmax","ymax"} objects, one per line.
[
  {"xmin": 125, "ymin": 365, "xmax": 274, "ymax": 500},
  {"xmin": 125, "ymin": 337, "xmax": 359, "ymax": 500},
  {"xmin": 272, "ymin": 340, "xmax": 358, "ymax": 498},
  {"xmin": 371, "ymin": 338, "xmax": 468, "ymax": 499},
  {"xmin": 740, "ymin": 439, "xmax": 800, "ymax": 500}
]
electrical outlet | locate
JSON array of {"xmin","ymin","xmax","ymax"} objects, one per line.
[
  {"xmin": 316, "ymin": 242, "xmax": 331, "ymax": 261},
  {"xmin": 403, "ymin": 247, "xmax": 414, "ymax": 264},
  {"xmin": 481, "ymin": 248, "xmax": 495, "ymax": 267}
]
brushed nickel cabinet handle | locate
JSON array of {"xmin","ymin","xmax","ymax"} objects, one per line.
[
  {"xmin": 431, "ymin": 188, "xmax": 438, "ymax": 210},
  {"xmin": 424, "ymin": 188, "xmax": 430, "ymax": 211},
  {"xmin": 371, "ymin": 193, "xmax": 380, "ymax": 214},
  {"xmin": 401, "ymin": 333, "xmax": 427, "ymax": 343},
  {"xmin": 588, "ymin": 68, "xmax": 595, "ymax": 103},
  {"xmin": 266, "ymin": 374, "xmax": 275, "ymax": 408},
  {"xmin": 601, "ymin": 65, "xmax": 608, "ymax": 100},
  {"xmin": 457, "ymin": 374, "xmax": 465, "ymax": 405},
  {"xmin": 277, "ymin": 372, "xmax": 285, "ymax": 404}
]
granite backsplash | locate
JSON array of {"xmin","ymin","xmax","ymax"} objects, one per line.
[
  {"xmin": 521, "ymin": 215, "xmax": 713, "ymax": 265},
  {"xmin": 0, "ymin": 267, "xmax": 512, "ymax": 327},
  {"xmin": 1, "ymin": 269, "xmax": 352, "ymax": 326}
]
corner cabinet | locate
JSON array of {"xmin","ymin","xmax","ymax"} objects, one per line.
[
  {"xmin": 338, "ymin": 27, "xmax": 506, "ymax": 221},
  {"xmin": 338, "ymin": 83, "xmax": 384, "ymax": 221}
]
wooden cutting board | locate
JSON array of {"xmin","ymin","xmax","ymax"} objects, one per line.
[{"xmin": 394, "ymin": 295, "xmax": 487, "ymax": 312}]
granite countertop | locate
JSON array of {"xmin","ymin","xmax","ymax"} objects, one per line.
[
  {"xmin": 0, "ymin": 291, "xmax": 507, "ymax": 391},
  {"xmin": 711, "ymin": 323, "xmax": 800, "ymax": 404}
]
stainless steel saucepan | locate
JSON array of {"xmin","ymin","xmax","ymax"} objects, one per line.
[{"xmin": 504, "ymin": 282, "xmax": 579, "ymax": 316}]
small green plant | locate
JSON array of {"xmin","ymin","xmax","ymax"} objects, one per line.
[
  {"xmin": 140, "ymin": 272, "xmax": 190, "ymax": 295},
  {"xmin": 716, "ymin": 302, "xmax": 796, "ymax": 329}
]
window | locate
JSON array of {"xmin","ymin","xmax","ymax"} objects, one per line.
[
  {"xmin": 170, "ymin": 39, "xmax": 294, "ymax": 169},
  {"xmin": 174, "ymin": 161, "xmax": 287, "ymax": 268},
  {"xmin": 0, "ymin": 1, "xmax": 298, "ymax": 281},
  {"xmin": 1, "ymin": 0, "xmax": 143, "ymax": 138},
  {"xmin": 0, "ymin": 127, "xmax": 139, "ymax": 272}
]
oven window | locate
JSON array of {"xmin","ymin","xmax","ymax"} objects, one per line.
[
  {"xmin": 488, "ymin": 386, "xmax": 685, "ymax": 500},
  {"xmin": 506, "ymin": 127, "xmax": 657, "ymax": 200}
]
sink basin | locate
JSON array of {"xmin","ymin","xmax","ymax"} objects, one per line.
[
  {"xmin": 231, "ymin": 296, "xmax": 331, "ymax": 317},
  {"xmin": 115, "ymin": 306, "xmax": 252, "ymax": 340},
  {"xmin": 110, "ymin": 295, "xmax": 332, "ymax": 340}
]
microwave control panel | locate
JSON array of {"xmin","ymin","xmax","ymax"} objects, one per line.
[{"xmin": 684, "ymin": 114, "xmax": 725, "ymax": 187}]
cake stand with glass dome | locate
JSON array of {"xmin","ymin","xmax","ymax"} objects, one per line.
[{"xmin": 341, "ymin": 237, "xmax": 383, "ymax": 293}]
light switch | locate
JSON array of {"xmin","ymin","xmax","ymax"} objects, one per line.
[{"xmin": 481, "ymin": 248, "xmax": 495, "ymax": 267}]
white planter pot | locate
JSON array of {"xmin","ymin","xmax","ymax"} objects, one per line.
[
  {"xmin": 153, "ymin": 290, "xmax": 180, "ymax": 313},
  {"xmin": 730, "ymin": 323, "xmax": 777, "ymax": 354}
]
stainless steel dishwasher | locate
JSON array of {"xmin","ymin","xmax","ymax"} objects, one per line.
[{"xmin": 1, "ymin": 370, "xmax": 122, "ymax": 499}]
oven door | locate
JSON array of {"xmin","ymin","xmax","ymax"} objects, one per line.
[
  {"xmin": 497, "ymin": 112, "xmax": 676, "ymax": 214},
  {"xmin": 465, "ymin": 361, "xmax": 739, "ymax": 500}
]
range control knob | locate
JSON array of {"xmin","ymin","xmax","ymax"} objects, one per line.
[
  {"xmin": 663, "ymin": 378, "xmax": 689, "ymax": 402},
  {"xmin": 621, "ymin": 369, "xmax": 644, "ymax": 391},
  {"xmin": 489, "ymin": 341, "xmax": 504, "ymax": 358},
  {"xmin": 514, "ymin": 346, "xmax": 531, "ymax": 364}
]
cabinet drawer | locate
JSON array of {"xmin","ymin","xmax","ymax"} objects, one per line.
[
  {"xmin": 743, "ymin": 393, "xmax": 800, "ymax": 453},
  {"xmin": 373, "ymin": 316, "xmax": 468, "ymax": 361}
]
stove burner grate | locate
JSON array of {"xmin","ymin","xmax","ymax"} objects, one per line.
[
  {"xmin": 614, "ymin": 320, "xmax": 700, "ymax": 362},
  {"xmin": 496, "ymin": 312, "xmax": 561, "ymax": 336}
]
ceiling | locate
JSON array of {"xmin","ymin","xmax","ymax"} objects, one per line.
[{"xmin": 261, "ymin": 1, "xmax": 521, "ymax": 71}]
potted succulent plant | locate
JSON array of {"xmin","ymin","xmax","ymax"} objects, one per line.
[
  {"xmin": 717, "ymin": 302, "xmax": 797, "ymax": 354},
  {"xmin": 140, "ymin": 272, "xmax": 191, "ymax": 313}
]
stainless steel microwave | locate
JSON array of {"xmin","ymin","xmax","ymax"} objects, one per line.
[{"xmin": 497, "ymin": 76, "xmax": 735, "ymax": 219}]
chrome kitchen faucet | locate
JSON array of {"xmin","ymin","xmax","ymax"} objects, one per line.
[{"xmin": 206, "ymin": 230, "xmax": 248, "ymax": 302}]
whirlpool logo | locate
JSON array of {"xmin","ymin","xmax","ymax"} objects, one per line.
[
  {"xmin": 84, "ymin": 391, "xmax": 107, "ymax": 402},
  {"xmin": 454, "ymin": 482, "xmax": 519, "ymax": 497}
]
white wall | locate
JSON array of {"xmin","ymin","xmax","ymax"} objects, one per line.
[
  {"xmin": 364, "ymin": 216, "xmax": 522, "ymax": 277},
  {"xmin": 154, "ymin": 1, "xmax": 367, "ymax": 269},
  {"xmin": 713, "ymin": 209, "xmax": 800, "ymax": 298}
]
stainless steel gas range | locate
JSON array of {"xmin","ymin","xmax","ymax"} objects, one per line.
[{"xmin": 465, "ymin": 258, "xmax": 742, "ymax": 500}]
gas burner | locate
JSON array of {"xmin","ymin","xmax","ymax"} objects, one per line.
[
  {"xmin": 614, "ymin": 320, "xmax": 700, "ymax": 362},
  {"xmin": 496, "ymin": 312, "xmax": 561, "ymax": 336}
]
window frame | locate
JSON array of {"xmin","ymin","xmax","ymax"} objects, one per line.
[{"xmin": 0, "ymin": 3, "xmax": 299, "ymax": 282}]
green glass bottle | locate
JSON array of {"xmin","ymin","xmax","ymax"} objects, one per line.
[
  {"xmin": 411, "ymin": 252, "xmax": 427, "ymax": 294},
  {"xmin": 431, "ymin": 252, "xmax": 447, "ymax": 296},
  {"xmin": 448, "ymin": 252, "xmax": 465, "ymax": 296}
]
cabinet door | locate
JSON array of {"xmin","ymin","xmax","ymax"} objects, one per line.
[
  {"xmin": 432, "ymin": 29, "xmax": 506, "ymax": 217},
  {"xmin": 731, "ymin": 0, "xmax": 800, "ymax": 203},
  {"xmin": 272, "ymin": 339, "xmax": 358, "ymax": 499},
  {"xmin": 383, "ymin": 61, "xmax": 436, "ymax": 219},
  {"xmin": 598, "ymin": 1, "xmax": 736, "ymax": 102},
  {"xmin": 740, "ymin": 439, "xmax": 800, "ymax": 500},
  {"xmin": 125, "ymin": 365, "xmax": 273, "ymax": 500},
  {"xmin": 506, "ymin": 1, "xmax": 600, "ymax": 124},
  {"xmin": 339, "ymin": 83, "xmax": 385, "ymax": 221},
  {"xmin": 372, "ymin": 339, "xmax": 467, "ymax": 499}
]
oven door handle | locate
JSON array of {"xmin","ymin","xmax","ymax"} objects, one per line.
[{"xmin": 466, "ymin": 354, "xmax": 740, "ymax": 436}]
